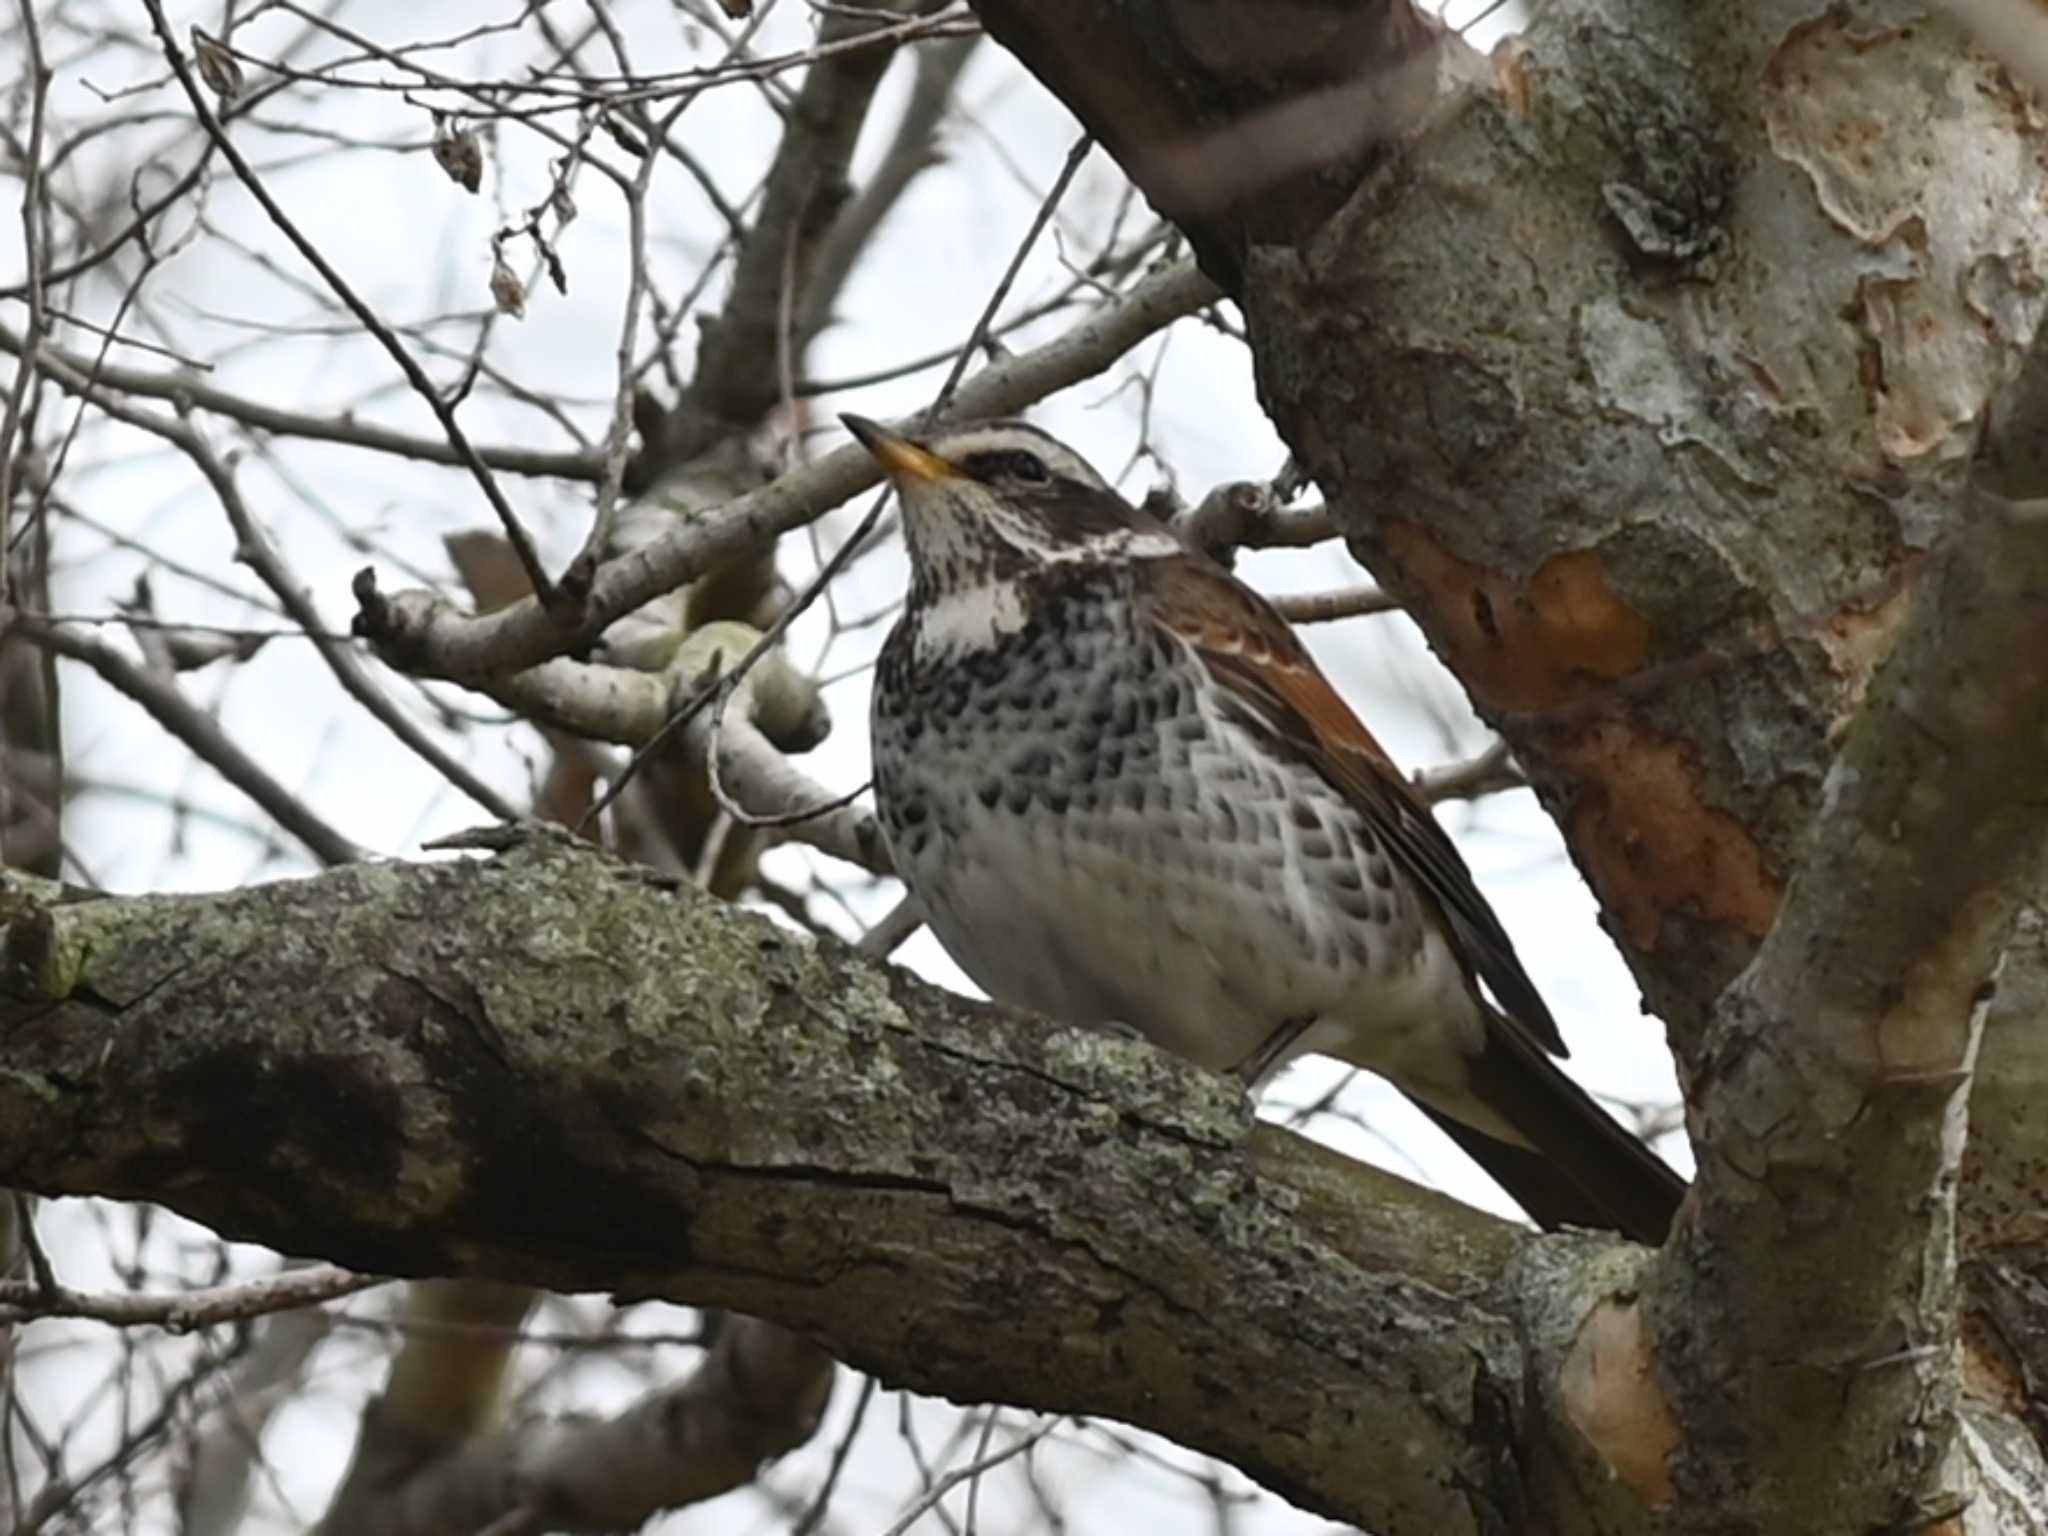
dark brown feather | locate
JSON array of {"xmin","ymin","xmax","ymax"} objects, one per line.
[{"xmin": 1134, "ymin": 554, "xmax": 1567, "ymax": 1058}]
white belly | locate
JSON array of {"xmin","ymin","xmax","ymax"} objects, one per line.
[{"xmin": 888, "ymin": 711, "xmax": 1487, "ymax": 1103}]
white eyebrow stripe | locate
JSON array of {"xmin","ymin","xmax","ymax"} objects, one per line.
[{"xmin": 926, "ymin": 422, "xmax": 1111, "ymax": 491}]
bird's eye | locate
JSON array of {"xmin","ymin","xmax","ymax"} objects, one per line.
[{"xmin": 963, "ymin": 449, "xmax": 1051, "ymax": 484}]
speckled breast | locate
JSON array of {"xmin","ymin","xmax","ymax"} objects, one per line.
[{"xmin": 869, "ymin": 564, "xmax": 1423, "ymax": 1070}]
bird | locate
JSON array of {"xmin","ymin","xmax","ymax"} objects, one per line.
[{"xmin": 844, "ymin": 412, "xmax": 1686, "ymax": 1243}]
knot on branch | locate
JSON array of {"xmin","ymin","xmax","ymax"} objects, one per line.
[{"xmin": 350, "ymin": 567, "xmax": 452, "ymax": 671}]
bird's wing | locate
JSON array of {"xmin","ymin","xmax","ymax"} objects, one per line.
[{"xmin": 1134, "ymin": 553, "xmax": 1567, "ymax": 1058}]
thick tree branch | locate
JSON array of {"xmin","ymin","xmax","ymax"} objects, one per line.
[
  {"xmin": 628, "ymin": 0, "xmax": 947, "ymax": 491},
  {"xmin": 2, "ymin": 831, "xmax": 1653, "ymax": 1536},
  {"xmin": 320, "ymin": 1310, "xmax": 832, "ymax": 1536},
  {"xmin": 967, "ymin": 0, "xmax": 1444, "ymax": 286},
  {"xmin": 977, "ymin": 0, "xmax": 2048, "ymax": 1065},
  {"xmin": 1648, "ymin": 493, "xmax": 2048, "ymax": 1532}
]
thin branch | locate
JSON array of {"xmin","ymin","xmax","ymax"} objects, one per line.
[
  {"xmin": 356, "ymin": 259, "xmax": 1221, "ymax": 683},
  {"xmin": 1414, "ymin": 739, "xmax": 1521, "ymax": 805},
  {"xmin": 139, "ymin": 0, "xmax": 558, "ymax": 607},
  {"xmin": 177, "ymin": 1297, "xmax": 333, "ymax": 1536},
  {"xmin": 797, "ymin": 29, "xmax": 982, "ymax": 341},
  {"xmin": 12, "ymin": 343, "xmax": 520, "ymax": 823},
  {"xmin": 0, "ymin": 319, "xmax": 604, "ymax": 480},
  {"xmin": 0, "ymin": 1265, "xmax": 381, "ymax": 1330},
  {"xmin": 629, "ymin": 0, "xmax": 946, "ymax": 490},
  {"xmin": 1176, "ymin": 482, "xmax": 1336, "ymax": 556},
  {"xmin": 1269, "ymin": 582, "xmax": 1398, "ymax": 623},
  {"xmin": 562, "ymin": 75, "xmax": 667, "ymax": 588},
  {"xmin": 929, "ymin": 133, "xmax": 1091, "ymax": 418},
  {"xmin": 7, "ymin": 614, "xmax": 359, "ymax": 866},
  {"xmin": 877, "ymin": 1418, "xmax": 1062, "ymax": 1536},
  {"xmin": 855, "ymin": 894, "xmax": 923, "ymax": 958},
  {"xmin": 0, "ymin": 0, "xmax": 52, "ymax": 604},
  {"xmin": 591, "ymin": 124, "xmax": 1095, "ymax": 824}
]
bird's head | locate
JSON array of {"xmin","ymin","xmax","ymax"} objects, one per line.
[{"xmin": 842, "ymin": 415, "xmax": 1178, "ymax": 592}]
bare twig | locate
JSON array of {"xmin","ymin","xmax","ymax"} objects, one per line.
[
  {"xmin": 630, "ymin": 0, "xmax": 946, "ymax": 489},
  {"xmin": 855, "ymin": 894, "xmax": 924, "ymax": 958},
  {"xmin": 0, "ymin": 0, "xmax": 52, "ymax": 605},
  {"xmin": 563, "ymin": 82, "xmax": 667, "ymax": 589},
  {"xmin": 355, "ymin": 257, "xmax": 1219, "ymax": 686},
  {"xmin": 0, "ymin": 1264, "xmax": 380, "ymax": 1329},
  {"xmin": 0, "ymin": 320, "xmax": 604, "ymax": 480},
  {"xmin": 1414, "ymin": 739, "xmax": 1522, "ymax": 805},
  {"xmin": 929, "ymin": 133, "xmax": 1092, "ymax": 418},
  {"xmin": 798, "ymin": 29, "xmax": 982, "ymax": 341},
  {"xmin": 13, "ymin": 343, "xmax": 519, "ymax": 822},
  {"xmin": 596, "ymin": 125, "xmax": 1096, "ymax": 825},
  {"xmin": 8, "ymin": 614, "xmax": 359, "ymax": 866},
  {"xmin": 876, "ymin": 1417, "xmax": 1063, "ymax": 1536},
  {"xmin": 1269, "ymin": 582, "xmax": 1398, "ymax": 623},
  {"xmin": 178, "ymin": 1300, "xmax": 334, "ymax": 1536},
  {"xmin": 8, "ymin": 1197, "xmax": 51, "ymax": 1296},
  {"xmin": 470, "ymin": 637, "xmax": 885, "ymax": 873},
  {"xmin": 1176, "ymin": 481, "xmax": 1336, "ymax": 556},
  {"xmin": 140, "ymin": 0, "xmax": 558, "ymax": 608}
]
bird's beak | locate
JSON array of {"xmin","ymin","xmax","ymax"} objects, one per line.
[{"xmin": 841, "ymin": 414, "xmax": 960, "ymax": 483}]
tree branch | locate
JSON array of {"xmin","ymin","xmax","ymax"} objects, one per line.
[
  {"xmin": 319, "ymin": 1311, "xmax": 832, "ymax": 1536},
  {"xmin": 965, "ymin": 0, "xmax": 1444, "ymax": 287},
  {"xmin": 0, "ymin": 830, "xmax": 1645, "ymax": 1536},
  {"xmin": 629, "ymin": 0, "xmax": 949, "ymax": 491},
  {"xmin": 979, "ymin": 0, "xmax": 2048, "ymax": 1069},
  {"xmin": 0, "ymin": 1264, "xmax": 379, "ymax": 1329},
  {"xmin": 1648, "ymin": 492, "xmax": 2048, "ymax": 1532},
  {"xmin": 353, "ymin": 259, "xmax": 1219, "ymax": 684},
  {"xmin": 0, "ymin": 318, "xmax": 605, "ymax": 481},
  {"xmin": 5, "ymin": 612, "xmax": 359, "ymax": 867}
]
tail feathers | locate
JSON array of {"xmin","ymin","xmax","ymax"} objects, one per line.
[{"xmin": 1419, "ymin": 1018, "xmax": 1686, "ymax": 1245}]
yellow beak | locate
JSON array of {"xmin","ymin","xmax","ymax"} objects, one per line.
[{"xmin": 842, "ymin": 414, "xmax": 961, "ymax": 483}]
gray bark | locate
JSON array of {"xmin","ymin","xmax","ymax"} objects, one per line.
[{"xmin": 0, "ymin": 831, "xmax": 1654, "ymax": 1535}]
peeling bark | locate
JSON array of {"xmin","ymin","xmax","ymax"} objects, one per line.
[
  {"xmin": 1237, "ymin": 2, "xmax": 2048, "ymax": 1052},
  {"xmin": 1647, "ymin": 494, "xmax": 2048, "ymax": 1532},
  {"xmin": 973, "ymin": 0, "xmax": 2048, "ymax": 1057}
]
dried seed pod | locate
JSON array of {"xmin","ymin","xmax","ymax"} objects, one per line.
[
  {"xmin": 432, "ymin": 117, "xmax": 483, "ymax": 194},
  {"xmin": 489, "ymin": 254, "xmax": 526, "ymax": 319},
  {"xmin": 190, "ymin": 27, "xmax": 243, "ymax": 103}
]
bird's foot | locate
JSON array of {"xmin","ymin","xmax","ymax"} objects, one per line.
[{"xmin": 1234, "ymin": 1016, "xmax": 1317, "ymax": 1092}]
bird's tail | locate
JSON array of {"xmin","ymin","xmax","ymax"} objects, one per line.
[{"xmin": 1413, "ymin": 1014, "xmax": 1686, "ymax": 1245}]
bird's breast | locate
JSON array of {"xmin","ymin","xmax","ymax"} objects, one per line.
[{"xmin": 871, "ymin": 587, "xmax": 1474, "ymax": 1082}]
